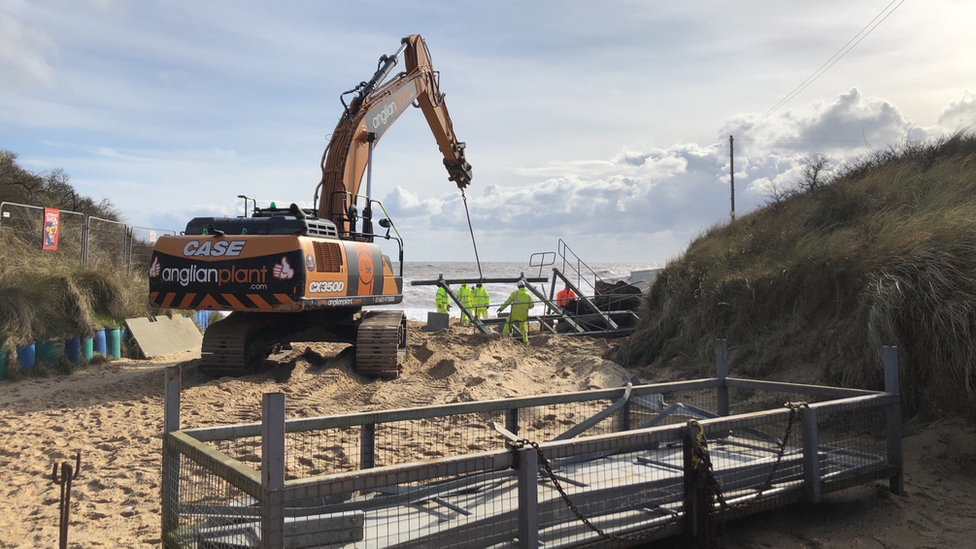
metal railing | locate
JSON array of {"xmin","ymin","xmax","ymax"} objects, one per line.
[
  {"xmin": 0, "ymin": 201, "xmax": 174, "ymax": 270},
  {"xmin": 161, "ymin": 341, "xmax": 903, "ymax": 548}
]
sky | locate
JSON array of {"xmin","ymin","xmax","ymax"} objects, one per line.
[{"xmin": 1, "ymin": 0, "xmax": 975, "ymax": 264}]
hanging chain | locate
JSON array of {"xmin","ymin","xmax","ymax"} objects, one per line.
[
  {"xmin": 753, "ymin": 401, "xmax": 807, "ymax": 498},
  {"xmin": 460, "ymin": 188, "xmax": 483, "ymax": 280},
  {"xmin": 508, "ymin": 402, "xmax": 807, "ymax": 546},
  {"xmin": 511, "ymin": 439, "xmax": 670, "ymax": 543}
]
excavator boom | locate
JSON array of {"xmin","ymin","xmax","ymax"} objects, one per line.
[{"xmin": 317, "ymin": 35, "xmax": 472, "ymax": 232}]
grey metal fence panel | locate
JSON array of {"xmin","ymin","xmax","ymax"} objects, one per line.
[
  {"xmin": 128, "ymin": 225, "xmax": 176, "ymax": 272},
  {"xmin": 162, "ymin": 372, "xmax": 900, "ymax": 548},
  {"xmin": 0, "ymin": 201, "xmax": 85, "ymax": 261},
  {"xmin": 0, "ymin": 202, "xmax": 175, "ymax": 271}
]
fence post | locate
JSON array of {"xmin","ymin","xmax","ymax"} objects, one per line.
[
  {"xmin": 618, "ymin": 396, "xmax": 631, "ymax": 432},
  {"xmin": 125, "ymin": 226, "xmax": 132, "ymax": 270},
  {"xmin": 506, "ymin": 407, "xmax": 519, "ymax": 437},
  {"xmin": 161, "ymin": 366, "xmax": 181, "ymax": 549},
  {"xmin": 801, "ymin": 405, "xmax": 820, "ymax": 503},
  {"xmin": 883, "ymin": 346, "xmax": 904, "ymax": 495},
  {"xmin": 715, "ymin": 339, "xmax": 729, "ymax": 416},
  {"xmin": 517, "ymin": 446, "xmax": 538, "ymax": 549},
  {"xmin": 360, "ymin": 423, "xmax": 376, "ymax": 469},
  {"xmin": 682, "ymin": 421, "xmax": 703, "ymax": 540},
  {"xmin": 261, "ymin": 393, "xmax": 286, "ymax": 549},
  {"xmin": 81, "ymin": 216, "xmax": 89, "ymax": 265}
]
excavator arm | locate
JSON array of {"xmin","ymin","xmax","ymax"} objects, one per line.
[{"xmin": 316, "ymin": 35, "xmax": 472, "ymax": 232}]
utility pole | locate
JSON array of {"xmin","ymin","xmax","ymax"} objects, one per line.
[{"xmin": 729, "ymin": 135, "xmax": 735, "ymax": 221}]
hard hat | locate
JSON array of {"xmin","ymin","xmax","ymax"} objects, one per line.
[{"xmin": 517, "ymin": 281, "xmax": 525, "ymax": 288}]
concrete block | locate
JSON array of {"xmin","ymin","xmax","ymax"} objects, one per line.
[
  {"xmin": 125, "ymin": 315, "xmax": 203, "ymax": 358},
  {"xmin": 424, "ymin": 312, "xmax": 450, "ymax": 332}
]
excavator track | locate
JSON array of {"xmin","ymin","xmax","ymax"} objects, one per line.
[
  {"xmin": 199, "ymin": 313, "xmax": 259, "ymax": 377},
  {"xmin": 199, "ymin": 310, "xmax": 406, "ymax": 378},
  {"xmin": 355, "ymin": 310, "xmax": 406, "ymax": 379}
]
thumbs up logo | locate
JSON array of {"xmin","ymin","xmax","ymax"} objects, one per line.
[
  {"xmin": 148, "ymin": 257, "xmax": 161, "ymax": 277},
  {"xmin": 273, "ymin": 257, "xmax": 295, "ymax": 280}
]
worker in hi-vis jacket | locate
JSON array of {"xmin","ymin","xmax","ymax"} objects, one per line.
[
  {"xmin": 473, "ymin": 282, "xmax": 490, "ymax": 321},
  {"xmin": 435, "ymin": 284, "xmax": 450, "ymax": 313},
  {"xmin": 458, "ymin": 282, "xmax": 473, "ymax": 324},
  {"xmin": 498, "ymin": 281, "xmax": 534, "ymax": 343}
]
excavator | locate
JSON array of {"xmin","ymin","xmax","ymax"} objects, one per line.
[{"xmin": 147, "ymin": 35, "xmax": 472, "ymax": 378}]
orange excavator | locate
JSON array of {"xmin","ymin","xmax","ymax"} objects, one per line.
[{"xmin": 148, "ymin": 35, "xmax": 472, "ymax": 377}]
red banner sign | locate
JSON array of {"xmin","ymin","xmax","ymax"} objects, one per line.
[{"xmin": 42, "ymin": 207, "xmax": 60, "ymax": 251}]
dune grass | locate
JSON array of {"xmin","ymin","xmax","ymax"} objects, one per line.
[
  {"xmin": 0, "ymin": 234, "xmax": 151, "ymax": 363},
  {"xmin": 615, "ymin": 132, "xmax": 976, "ymax": 417}
]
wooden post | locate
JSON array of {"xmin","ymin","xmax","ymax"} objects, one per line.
[
  {"xmin": 715, "ymin": 339, "xmax": 729, "ymax": 416},
  {"xmin": 360, "ymin": 423, "xmax": 376, "ymax": 469},
  {"xmin": 883, "ymin": 346, "xmax": 904, "ymax": 495},
  {"xmin": 161, "ymin": 366, "xmax": 181, "ymax": 549},
  {"xmin": 261, "ymin": 393, "xmax": 286, "ymax": 549},
  {"xmin": 517, "ymin": 446, "xmax": 538, "ymax": 549},
  {"xmin": 801, "ymin": 405, "xmax": 821, "ymax": 503}
]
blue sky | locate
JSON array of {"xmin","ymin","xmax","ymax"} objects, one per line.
[{"xmin": 2, "ymin": 0, "xmax": 974, "ymax": 263}]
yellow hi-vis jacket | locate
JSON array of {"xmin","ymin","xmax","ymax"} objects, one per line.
[
  {"xmin": 435, "ymin": 286, "xmax": 449, "ymax": 312},
  {"xmin": 473, "ymin": 285, "xmax": 489, "ymax": 310},
  {"xmin": 499, "ymin": 287, "xmax": 534, "ymax": 321},
  {"xmin": 458, "ymin": 283, "xmax": 473, "ymax": 309}
]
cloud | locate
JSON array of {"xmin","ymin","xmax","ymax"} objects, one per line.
[
  {"xmin": 936, "ymin": 91, "xmax": 976, "ymax": 133},
  {"xmin": 0, "ymin": 12, "xmax": 58, "ymax": 89},
  {"xmin": 382, "ymin": 88, "xmax": 973, "ymax": 262}
]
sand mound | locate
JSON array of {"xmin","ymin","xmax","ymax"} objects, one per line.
[{"xmin": 0, "ymin": 322, "xmax": 623, "ymax": 547}]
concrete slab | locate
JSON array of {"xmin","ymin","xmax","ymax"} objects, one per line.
[
  {"xmin": 424, "ymin": 312, "xmax": 450, "ymax": 332},
  {"xmin": 125, "ymin": 315, "xmax": 203, "ymax": 358}
]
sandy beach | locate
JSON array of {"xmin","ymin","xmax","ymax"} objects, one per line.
[{"xmin": 0, "ymin": 321, "xmax": 973, "ymax": 548}]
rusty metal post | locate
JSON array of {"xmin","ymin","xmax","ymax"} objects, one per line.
[{"xmin": 52, "ymin": 451, "xmax": 81, "ymax": 549}]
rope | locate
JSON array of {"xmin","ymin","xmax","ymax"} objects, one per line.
[{"xmin": 460, "ymin": 188, "xmax": 483, "ymax": 279}]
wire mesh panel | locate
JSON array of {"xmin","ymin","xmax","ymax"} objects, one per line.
[
  {"xmin": 129, "ymin": 226, "xmax": 175, "ymax": 272},
  {"xmin": 164, "ymin": 433, "xmax": 263, "ymax": 549},
  {"xmin": 815, "ymin": 400, "xmax": 890, "ymax": 492},
  {"xmin": 535, "ymin": 435, "xmax": 686, "ymax": 547},
  {"xmin": 707, "ymin": 407, "xmax": 806, "ymax": 515},
  {"xmin": 87, "ymin": 216, "xmax": 128, "ymax": 268},
  {"xmin": 162, "ymin": 379, "xmax": 900, "ymax": 549},
  {"xmin": 372, "ymin": 411, "xmax": 509, "ymax": 468},
  {"xmin": 0, "ymin": 202, "xmax": 85, "ymax": 260}
]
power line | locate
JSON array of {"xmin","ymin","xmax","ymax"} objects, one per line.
[{"xmin": 735, "ymin": 0, "xmax": 907, "ymax": 138}]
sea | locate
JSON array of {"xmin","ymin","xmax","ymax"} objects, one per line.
[{"xmin": 371, "ymin": 261, "xmax": 661, "ymax": 321}]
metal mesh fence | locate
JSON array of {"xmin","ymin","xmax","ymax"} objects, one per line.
[
  {"xmin": 0, "ymin": 202, "xmax": 85, "ymax": 260},
  {"xmin": 817, "ymin": 401, "xmax": 889, "ymax": 488},
  {"xmin": 87, "ymin": 216, "xmax": 127, "ymax": 269},
  {"xmin": 164, "ymin": 378, "xmax": 900, "ymax": 548},
  {"xmin": 166, "ymin": 444, "xmax": 262, "ymax": 548},
  {"xmin": 0, "ymin": 202, "xmax": 174, "ymax": 271},
  {"xmin": 129, "ymin": 226, "xmax": 176, "ymax": 272}
]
